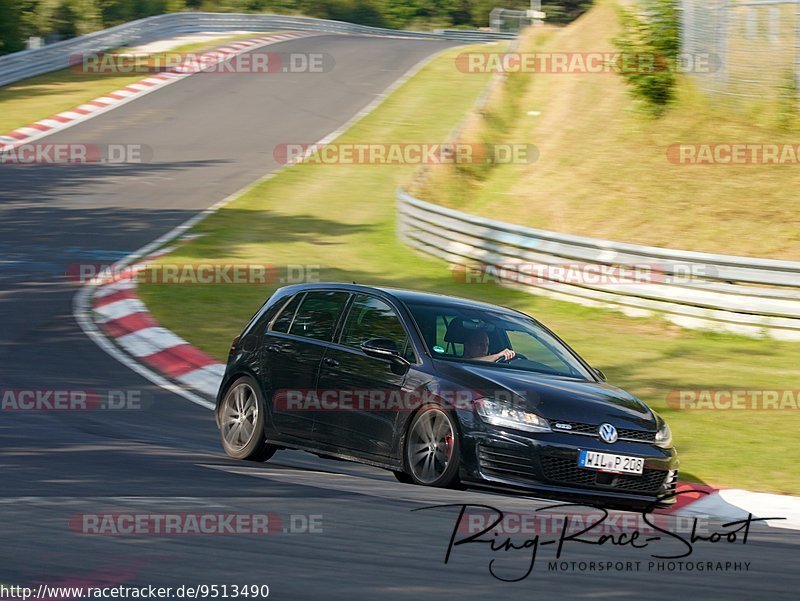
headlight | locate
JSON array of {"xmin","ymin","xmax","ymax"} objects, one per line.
[
  {"xmin": 655, "ymin": 421, "xmax": 672, "ymax": 448},
  {"xmin": 475, "ymin": 398, "xmax": 551, "ymax": 433}
]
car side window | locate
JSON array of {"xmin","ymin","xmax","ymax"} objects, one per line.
[
  {"xmin": 506, "ymin": 330, "xmax": 574, "ymax": 372},
  {"xmin": 340, "ymin": 295, "xmax": 409, "ymax": 354},
  {"xmin": 436, "ymin": 314, "xmax": 462, "ymax": 356},
  {"xmin": 270, "ymin": 293, "xmax": 304, "ymax": 333},
  {"xmin": 288, "ymin": 291, "xmax": 350, "ymax": 341}
]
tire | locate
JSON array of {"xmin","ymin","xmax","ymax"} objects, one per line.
[
  {"xmin": 403, "ymin": 405, "xmax": 461, "ymax": 488},
  {"xmin": 219, "ymin": 376, "xmax": 276, "ymax": 462},
  {"xmin": 393, "ymin": 470, "xmax": 414, "ymax": 484}
]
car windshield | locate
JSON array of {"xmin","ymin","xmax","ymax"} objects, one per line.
[{"xmin": 405, "ymin": 301, "xmax": 593, "ymax": 379}]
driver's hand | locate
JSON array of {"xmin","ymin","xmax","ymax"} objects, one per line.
[{"xmin": 495, "ymin": 348, "xmax": 515, "ymax": 361}]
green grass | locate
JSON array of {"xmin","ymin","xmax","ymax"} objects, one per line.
[
  {"xmin": 0, "ymin": 33, "xmax": 269, "ymax": 135},
  {"xmin": 137, "ymin": 43, "xmax": 800, "ymax": 495},
  {"xmin": 414, "ymin": 0, "xmax": 800, "ymax": 260},
  {"xmin": 0, "ymin": 69, "xmax": 146, "ymax": 135}
]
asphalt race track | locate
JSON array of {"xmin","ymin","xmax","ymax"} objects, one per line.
[{"xmin": 1, "ymin": 34, "xmax": 799, "ymax": 600}]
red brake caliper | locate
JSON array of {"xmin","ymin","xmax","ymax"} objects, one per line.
[{"xmin": 443, "ymin": 434, "xmax": 454, "ymax": 459}]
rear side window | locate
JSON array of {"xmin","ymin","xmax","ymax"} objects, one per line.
[
  {"xmin": 340, "ymin": 295, "xmax": 408, "ymax": 351},
  {"xmin": 288, "ymin": 291, "xmax": 350, "ymax": 341},
  {"xmin": 271, "ymin": 294, "xmax": 304, "ymax": 333}
]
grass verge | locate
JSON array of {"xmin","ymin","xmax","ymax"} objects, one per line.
[{"xmin": 137, "ymin": 43, "xmax": 800, "ymax": 495}]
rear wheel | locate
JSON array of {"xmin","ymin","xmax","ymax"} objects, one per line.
[
  {"xmin": 219, "ymin": 376, "xmax": 276, "ymax": 461},
  {"xmin": 404, "ymin": 405, "xmax": 461, "ymax": 487}
]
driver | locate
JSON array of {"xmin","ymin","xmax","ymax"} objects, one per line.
[{"xmin": 463, "ymin": 329, "xmax": 515, "ymax": 363}]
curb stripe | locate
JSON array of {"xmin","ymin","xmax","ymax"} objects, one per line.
[
  {"xmin": 0, "ymin": 32, "xmax": 310, "ymax": 151},
  {"xmin": 93, "ymin": 279, "xmax": 136, "ymax": 298},
  {"xmin": 93, "ymin": 288, "xmax": 136, "ymax": 308},
  {"xmin": 176, "ymin": 365, "xmax": 226, "ymax": 394},
  {"xmin": 94, "ymin": 298, "xmax": 148, "ymax": 322},
  {"xmin": 116, "ymin": 326, "xmax": 187, "ymax": 358},
  {"xmin": 99, "ymin": 312, "xmax": 156, "ymax": 338},
  {"xmin": 141, "ymin": 344, "xmax": 219, "ymax": 378}
]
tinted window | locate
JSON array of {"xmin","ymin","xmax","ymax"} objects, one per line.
[
  {"xmin": 341, "ymin": 295, "xmax": 408, "ymax": 353},
  {"xmin": 288, "ymin": 291, "xmax": 350, "ymax": 341},
  {"xmin": 506, "ymin": 330, "xmax": 573, "ymax": 373},
  {"xmin": 271, "ymin": 293, "xmax": 304, "ymax": 333},
  {"xmin": 405, "ymin": 301, "xmax": 592, "ymax": 379}
]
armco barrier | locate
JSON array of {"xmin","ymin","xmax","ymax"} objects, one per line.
[
  {"xmin": 397, "ymin": 189, "xmax": 800, "ymax": 340},
  {"xmin": 0, "ymin": 12, "xmax": 515, "ymax": 87}
]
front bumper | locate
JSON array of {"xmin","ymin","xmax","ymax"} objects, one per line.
[{"xmin": 460, "ymin": 425, "xmax": 679, "ymax": 507}]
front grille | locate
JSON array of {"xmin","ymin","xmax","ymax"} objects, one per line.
[
  {"xmin": 539, "ymin": 455, "xmax": 596, "ymax": 485},
  {"xmin": 618, "ymin": 428, "xmax": 657, "ymax": 442},
  {"xmin": 478, "ymin": 445, "xmax": 539, "ymax": 481},
  {"xmin": 614, "ymin": 470, "xmax": 670, "ymax": 492},
  {"xmin": 553, "ymin": 421, "xmax": 656, "ymax": 443},
  {"xmin": 553, "ymin": 421, "xmax": 596, "ymax": 435},
  {"xmin": 541, "ymin": 456, "xmax": 667, "ymax": 494},
  {"xmin": 477, "ymin": 446, "xmax": 669, "ymax": 496}
]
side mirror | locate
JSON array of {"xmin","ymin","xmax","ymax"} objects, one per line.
[
  {"xmin": 593, "ymin": 367, "xmax": 607, "ymax": 382},
  {"xmin": 361, "ymin": 338, "xmax": 409, "ymax": 366}
]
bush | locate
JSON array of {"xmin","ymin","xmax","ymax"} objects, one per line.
[{"xmin": 614, "ymin": 0, "xmax": 679, "ymax": 114}]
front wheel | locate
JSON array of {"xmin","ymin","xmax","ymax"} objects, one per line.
[
  {"xmin": 403, "ymin": 405, "xmax": 461, "ymax": 487},
  {"xmin": 393, "ymin": 470, "xmax": 414, "ymax": 484},
  {"xmin": 219, "ymin": 376, "xmax": 276, "ymax": 462}
]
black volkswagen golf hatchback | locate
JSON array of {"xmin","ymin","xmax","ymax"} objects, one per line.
[{"xmin": 216, "ymin": 283, "xmax": 678, "ymax": 506}]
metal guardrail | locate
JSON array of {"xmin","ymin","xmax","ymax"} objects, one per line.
[
  {"xmin": 397, "ymin": 189, "xmax": 800, "ymax": 340},
  {"xmin": 0, "ymin": 12, "xmax": 514, "ymax": 88}
]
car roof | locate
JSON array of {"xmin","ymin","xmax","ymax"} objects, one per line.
[{"xmin": 277, "ymin": 282, "xmax": 526, "ymax": 316}]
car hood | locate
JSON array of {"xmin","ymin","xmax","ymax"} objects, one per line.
[{"xmin": 433, "ymin": 361, "xmax": 657, "ymax": 430}]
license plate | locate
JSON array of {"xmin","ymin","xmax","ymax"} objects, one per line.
[{"xmin": 578, "ymin": 450, "xmax": 644, "ymax": 475}]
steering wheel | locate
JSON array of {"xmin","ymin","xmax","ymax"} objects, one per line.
[{"xmin": 494, "ymin": 352, "xmax": 528, "ymax": 363}]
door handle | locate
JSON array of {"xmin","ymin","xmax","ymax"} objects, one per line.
[
  {"xmin": 323, "ymin": 357, "xmax": 340, "ymax": 367},
  {"xmin": 266, "ymin": 345, "xmax": 282, "ymax": 353}
]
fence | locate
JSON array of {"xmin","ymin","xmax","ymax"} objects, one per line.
[
  {"xmin": 397, "ymin": 189, "xmax": 800, "ymax": 340},
  {"xmin": 680, "ymin": 0, "xmax": 800, "ymax": 99},
  {"xmin": 0, "ymin": 12, "xmax": 516, "ymax": 88}
]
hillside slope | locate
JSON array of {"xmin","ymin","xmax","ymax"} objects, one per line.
[{"xmin": 414, "ymin": 0, "xmax": 800, "ymax": 259}]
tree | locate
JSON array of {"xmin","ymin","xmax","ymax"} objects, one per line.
[
  {"xmin": 614, "ymin": 0, "xmax": 680, "ymax": 113},
  {"xmin": 0, "ymin": 0, "xmax": 26, "ymax": 54}
]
